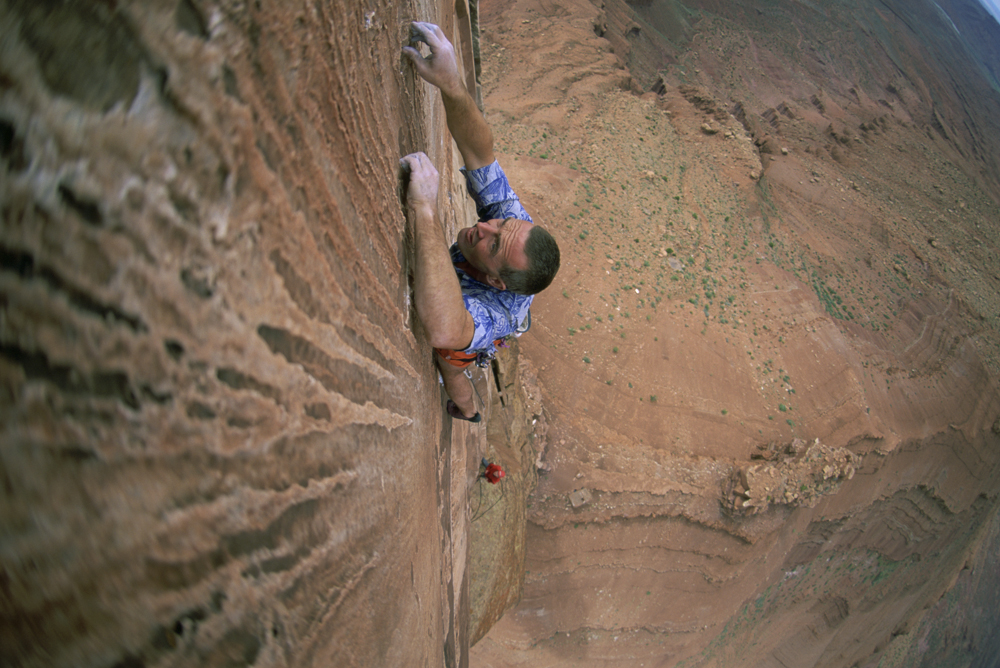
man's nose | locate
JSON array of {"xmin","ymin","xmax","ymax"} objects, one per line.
[{"xmin": 477, "ymin": 220, "xmax": 498, "ymax": 232}]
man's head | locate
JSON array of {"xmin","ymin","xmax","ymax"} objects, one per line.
[{"xmin": 457, "ymin": 218, "xmax": 560, "ymax": 295}]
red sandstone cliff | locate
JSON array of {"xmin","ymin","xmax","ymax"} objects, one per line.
[{"xmin": 0, "ymin": 1, "xmax": 528, "ymax": 666}]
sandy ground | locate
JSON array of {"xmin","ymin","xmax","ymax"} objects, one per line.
[{"xmin": 470, "ymin": 0, "xmax": 1000, "ymax": 665}]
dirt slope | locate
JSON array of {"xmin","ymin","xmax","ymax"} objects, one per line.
[{"xmin": 470, "ymin": 0, "xmax": 1000, "ymax": 666}]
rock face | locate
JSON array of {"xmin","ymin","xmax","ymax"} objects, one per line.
[
  {"xmin": 467, "ymin": 343, "xmax": 545, "ymax": 646},
  {"xmin": 726, "ymin": 438, "xmax": 857, "ymax": 515},
  {"xmin": 0, "ymin": 1, "xmax": 511, "ymax": 666}
]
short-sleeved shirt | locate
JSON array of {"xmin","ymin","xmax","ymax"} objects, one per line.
[{"xmin": 449, "ymin": 160, "xmax": 533, "ymax": 354}]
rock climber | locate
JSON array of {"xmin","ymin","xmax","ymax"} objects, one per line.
[{"xmin": 400, "ymin": 21, "xmax": 560, "ymax": 423}]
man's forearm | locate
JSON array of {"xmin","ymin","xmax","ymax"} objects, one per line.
[
  {"xmin": 411, "ymin": 203, "xmax": 475, "ymax": 351},
  {"xmin": 440, "ymin": 85, "xmax": 494, "ymax": 171}
]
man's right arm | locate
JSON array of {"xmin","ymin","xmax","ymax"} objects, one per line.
[
  {"xmin": 403, "ymin": 22, "xmax": 495, "ymax": 170},
  {"xmin": 401, "ymin": 152, "xmax": 476, "ymax": 351}
]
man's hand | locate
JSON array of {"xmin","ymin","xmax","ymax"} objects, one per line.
[
  {"xmin": 402, "ymin": 22, "xmax": 464, "ymax": 96},
  {"xmin": 402, "ymin": 150, "xmax": 477, "ymax": 353},
  {"xmin": 402, "ymin": 22, "xmax": 495, "ymax": 170},
  {"xmin": 400, "ymin": 152, "xmax": 439, "ymax": 212}
]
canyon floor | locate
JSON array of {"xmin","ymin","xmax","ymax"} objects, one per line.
[{"xmin": 469, "ymin": 0, "xmax": 1000, "ymax": 666}]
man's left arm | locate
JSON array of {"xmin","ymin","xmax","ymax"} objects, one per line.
[
  {"xmin": 401, "ymin": 152, "xmax": 476, "ymax": 351},
  {"xmin": 403, "ymin": 22, "xmax": 495, "ymax": 171}
]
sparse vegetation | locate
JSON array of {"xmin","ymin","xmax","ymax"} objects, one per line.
[{"xmin": 481, "ymin": 6, "xmax": 1000, "ymax": 665}]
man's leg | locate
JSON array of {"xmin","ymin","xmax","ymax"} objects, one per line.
[{"xmin": 435, "ymin": 354, "xmax": 478, "ymax": 419}]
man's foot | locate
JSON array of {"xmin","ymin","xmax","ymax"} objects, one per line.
[{"xmin": 447, "ymin": 400, "xmax": 481, "ymax": 423}]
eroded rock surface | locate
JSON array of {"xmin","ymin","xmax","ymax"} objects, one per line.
[
  {"xmin": 727, "ymin": 438, "xmax": 857, "ymax": 515},
  {"xmin": 0, "ymin": 1, "xmax": 497, "ymax": 666}
]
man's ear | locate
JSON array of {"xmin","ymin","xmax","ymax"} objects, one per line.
[{"xmin": 485, "ymin": 273, "xmax": 506, "ymax": 290}]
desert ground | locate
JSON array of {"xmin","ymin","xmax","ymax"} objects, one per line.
[{"xmin": 470, "ymin": 0, "xmax": 1000, "ymax": 666}]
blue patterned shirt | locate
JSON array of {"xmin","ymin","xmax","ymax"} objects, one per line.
[{"xmin": 450, "ymin": 161, "xmax": 534, "ymax": 353}]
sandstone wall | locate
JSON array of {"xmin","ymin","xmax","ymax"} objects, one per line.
[{"xmin": 0, "ymin": 1, "xmax": 492, "ymax": 666}]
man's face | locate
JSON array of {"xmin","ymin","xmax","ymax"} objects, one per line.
[{"xmin": 456, "ymin": 217, "xmax": 531, "ymax": 288}]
